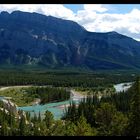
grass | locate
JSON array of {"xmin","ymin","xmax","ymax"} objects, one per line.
[{"xmin": 0, "ymin": 87, "xmax": 36, "ymax": 106}]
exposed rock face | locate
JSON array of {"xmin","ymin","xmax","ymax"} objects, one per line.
[
  {"xmin": 2, "ymin": 99, "xmax": 17, "ymax": 115},
  {"xmin": 0, "ymin": 98, "xmax": 28, "ymax": 124},
  {"xmin": 0, "ymin": 11, "xmax": 140, "ymax": 70}
]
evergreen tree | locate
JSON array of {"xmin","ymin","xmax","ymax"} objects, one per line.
[
  {"xmin": 33, "ymin": 122, "xmax": 41, "ymax": 136},
  {"xmin": 1, "ymin": 121, "xmax": 9, "ymax": 136},
  {"xmin": 64, "ymin": 121, "xmax": 77, "ymax": 136},
  {"xmin": 74, "ymin": 115, "xmax": 96, "ymax": 136},
  {"xmin": 43, "ymin": 110, "xmax": 54, "ymax": 128},
  {"xmin": 50, "ymin": 120, "xmax": 65, "ymax": 136},
  {"xmin": 95, "ymin": 103, "xmax": 117, "ymax": 136},
  {"xmin": 38, "ymin": 111, "xmax": 41, "ymax": 122},
  {"xmin": 110, "ymin": 112, "xmax": 128, "ymax": 136},
  {"xmin": 127, "ymin": 77, "xmax": 140, "ymax": 136},
  {"xmin": 19, "ymin": 114, "xmax": 26, "ymax": 136}
]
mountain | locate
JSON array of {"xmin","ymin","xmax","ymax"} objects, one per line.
[{"xmin": 0, "ymin": 10, "xmax": 140, "ymax": 70}]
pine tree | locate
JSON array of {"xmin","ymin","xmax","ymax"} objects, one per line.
[
  {"xmin": 95, "ymin": 103, "xmax": 117, "ymax": 136},
  {"xmin": 19, "ymin": 114, "xmax": 26, "ymax": 136},
  {"xmin": 33, "ymin": 122, "xmax": 41, "ymax": 136},
  {"xmin": 127, "ymin": 77, "xmax": 140, "ymax": 136},
  {"xmin": 74, "ymin": 115, "xmax": 96, "ymax": 136},
  {"xmin": 43, "ymin": 110, "xmax": 54, "ymax": 128},
  {"xmin": 38, "ymin": 111, "xmax": 41, "ymax": 122},
  {"xmin": 110, "ymin": 112, "xmax": 128, "ymax": 136},
  {"xmin": 64, "ymin": 121, "xmax": 77, "ymax": 136},
  {"xmin": 50, "ymin": 120, "xmax": 65, "ymax": 136},
  {"xmin": 1, "ymin": 121, "xmax": 9, "ymax": 136}
]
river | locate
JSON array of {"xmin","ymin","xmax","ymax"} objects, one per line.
[
  {"xmin": 114, "ymin": 82, "xmax": 133, "ymax": 93},
  {"xmin": 18, "ymin": 89, "xmax": 84, "ymax": 120},
  {"xmin": 0, "ymin": 82, "xmax": 133, "ymax": 120}
]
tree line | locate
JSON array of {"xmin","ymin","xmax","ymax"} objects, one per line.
[
  {"xmin": 23, "ymin": 86, "xmax": 70, "ymax": 104},
  {"xmin": 62, "ymin": 77, "xmax": 140, "ymax": 136},
  {"xmin": 0, "ymin": 70, "xmax": 136, "ymax": 88},
  {"xmin": 0, "ymin": 76, "xmax": 139, "ymax": 136}
]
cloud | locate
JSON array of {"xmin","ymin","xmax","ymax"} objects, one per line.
[
  {"xmin": 83, "ymin": 4, "xmax": 108, "ymax": 13},
  {"xmin": 0, "ymin": 4, "xmax": 75, "ymax": 20},
  {"xmin": 75, "ymin": 6, "xmax": 140, "ymax": 41},
  {"xmin": 0, "ymin": 4, "xmax": 140, "ymax": 41}
]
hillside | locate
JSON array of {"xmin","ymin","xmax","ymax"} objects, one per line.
[{"xmin": 0, "ymin": 11, "xmax": 140, "ymax": 70}]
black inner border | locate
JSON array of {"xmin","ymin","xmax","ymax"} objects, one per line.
[{"xmin": 1, "ymin": 0, "xmax": 140, "ymax": 4}]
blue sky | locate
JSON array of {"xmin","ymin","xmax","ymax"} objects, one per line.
[
  {"xmin": 64, "ymin": 4, "xmax": 140, "ymax": 14},
  {"xmin": 0, "ymin": 4, "xmax": 140, "ymax": 41},
  {"xmin": 64, "ymin": 4, "xmax": 83, "ymax": 13}
]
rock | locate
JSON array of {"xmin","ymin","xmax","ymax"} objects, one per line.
[{"xmin": 0, "ymin": 11, "xmax": 140, "ymax": 70}]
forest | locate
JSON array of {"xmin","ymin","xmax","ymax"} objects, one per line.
[
  {"xmin": 0, "ymin": 69, "xmax": 137, "ymax": 87},
  {"xmin": 22, "ymin": 86, "xmax": 70, "ymax": 105},
  {"xmin": 0, "ymin": 69, "xmax": 139, "ymax": 136}
]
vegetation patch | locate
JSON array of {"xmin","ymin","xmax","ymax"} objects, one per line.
[{"xmin": 0, "ymin": 86, "xmax": 70, "ymax": 106}]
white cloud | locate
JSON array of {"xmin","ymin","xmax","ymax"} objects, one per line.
[
  {"xmin": 0, "ymin": 4, "xmax": 75, "ymax": 20},
  {"xmin": 0, "ymin": 4, "xmax": 140, "ymax": 41},
  {"xmin": 74, "ymin": 6, "xmax": 140, "ymax": 41},
  {"xmin": 84, "ymin": 4, "xmax": 108, "ymax": 13}
]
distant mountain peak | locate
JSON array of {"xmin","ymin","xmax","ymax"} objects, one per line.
[
  {"xmin": 0, "ymin": 10, "xmax": 140, "ymax": 70},
  {"xmin": 108, "ymin": 31, "xmax": 119, "ymax": 34}
]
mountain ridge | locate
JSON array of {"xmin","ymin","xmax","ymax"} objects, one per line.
[{"xmin": 0, "ymin": 10, "xmax": 140, "ymax": 70}]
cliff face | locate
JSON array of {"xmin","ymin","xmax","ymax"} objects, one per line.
[
  {"xmin": 0, "ymin": 11, "xmax": 140, "ymax": 70},
  {"xmin": 0, "ymin": 98, "xmax": 28, "ymax": 124},
  {"xmin": 2, "ymin": 99, "xmax": 17, "ymax": 113}
]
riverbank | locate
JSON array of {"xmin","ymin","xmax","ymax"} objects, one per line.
[
  {"xmin": 114, "ymin": 82, "xmax": 133, "ymax": 93},
  {"xmin": 0, "ymin": 85, "xmax": 32, "ymax": 91},
  {"xmin": 0, "ymin": 82, "xmax": 133, "ymax": 119},
  {"xmin": 31, "ymin": 98, "xmax": 41, "ymax": 106},
  {"xmin": 0, "ymin": 86, "xmax": 70, "ymax": 107},
  {"xmin": 0, "ymin": 86, "xmax": 36, "ymax": 106}
]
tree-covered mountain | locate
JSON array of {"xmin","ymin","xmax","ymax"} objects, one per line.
[{"xmin": 0, "ymin": 10, "xmax": 140, "ymax": 70}]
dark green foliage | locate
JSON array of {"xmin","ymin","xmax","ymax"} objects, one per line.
[
  {"xmin": 100, "ymin": 90, "xmax": 132, "ymax": 112},
  {"xmin": 24, "ymin": 86, "xmax": 70, "ymax": 104},
  {"xmin": 19, "ymin": 114, "xmax": 27, "ymax": 136},
  {"xmin": 95, "ymin": 103, "xmax": 128, "ymax": 136},
  {"xmin": 127, "ymin": 77, "xmax": 140, "ymax": 136},
  {"xmin": 63, "ymin": 78, "xmax": 140, "ymax": 136},
  {"xmin": 73, "ymin": 115, "xmax": 96, "ymax": 136},
  {"xmin": 0, "ymin": 70, "xmax": 139, "ymax": 136},
  {"xmin": 63, "ymin": 96, "xmax": 99, "ymax": 126},
  {"xmin": 1, "ymin": 121, "xmax": 9, "ymax": 136},
  {"xmin": 0, "ymin": 70, "xmax": 136, "ymax": 87},
  {"xmin": 64, "ymin": 121, "xmax": 77, "ymax": 136},
  {"xmin": 43, "ymin": 110, "xmax": 54, "ymax": 128}
]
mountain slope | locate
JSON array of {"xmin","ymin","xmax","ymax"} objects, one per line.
[{"xmin": 0, "ymin": 10, "xmax": 140, "ymax": 70}]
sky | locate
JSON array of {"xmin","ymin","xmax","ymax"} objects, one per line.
[{"xmin": 0, "ymin": 4, "xmax": 140, "ymax": 41}]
